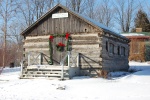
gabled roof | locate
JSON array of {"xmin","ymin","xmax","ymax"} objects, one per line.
[{"xmin": 21, "ymin": 4, "xmax": 129, "ymax": 41}]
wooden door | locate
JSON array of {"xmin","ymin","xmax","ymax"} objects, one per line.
[{"xmin": 52, "ymin": 36, "xmax": 67, "ymax": 65}]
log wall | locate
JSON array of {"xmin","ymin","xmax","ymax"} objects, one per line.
[
  {"xmin": 70, "ymin": 33, "xmax": 102, "ymax": 70},
  {"xmin": 23, "ymin": 33, "xmax": 103, "ymax": 69},
  {"xmin": 101, "ymin": 35, "xmax": 129, "ymax": 71},
  {"xmin": 24, "ymin": 35, "xmax": 50, "ymax": 66}
]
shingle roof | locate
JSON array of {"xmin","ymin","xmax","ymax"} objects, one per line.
[{"xmin": 21, "ymin": 4, "xmax": 129, "ymax": 41}]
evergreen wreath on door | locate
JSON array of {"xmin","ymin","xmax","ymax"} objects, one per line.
[{"xmin": 48, "ymin": 33, "xmax": 70, "ymax": 65}]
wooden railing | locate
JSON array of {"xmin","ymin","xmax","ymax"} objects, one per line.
[
  {"xmin": 60, "ymin": 51, "xmax": 79, "ymax": 79},
  {"xmin": 27, "ymin": 52, "xmax": 42, "ymax": 66},
  {"xmin": 21, "ymin": 51, "xmax": 79, "ymax": 80}
]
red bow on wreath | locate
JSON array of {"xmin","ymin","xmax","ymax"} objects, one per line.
[
  {"xmin": 65, "ymin": 33, "xmax": 70, "ymax": 40},
  {"xmin": 58, "ymin": 42, "xmax": 65, "ymax": 47},
  {"xmin": 49, "ymin": 35, "xmax": 54, "ymax": 42}
]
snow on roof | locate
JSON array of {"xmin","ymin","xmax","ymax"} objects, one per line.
[
  {"xmin": 121, "ymin": 33, "xmax": 145, "ymax": 36},
  {"xmin": 76, "ymin": 13, "xmax": 127, "ymax": 39}
]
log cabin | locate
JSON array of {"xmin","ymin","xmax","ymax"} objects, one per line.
[{"xmin": 20, "ymin": 4, "xmax": 130, "ymax": 79}]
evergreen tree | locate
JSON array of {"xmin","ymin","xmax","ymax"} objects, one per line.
[{"xmin": 133, "ymin": 9, "xmax": 150, "ymax": 32}]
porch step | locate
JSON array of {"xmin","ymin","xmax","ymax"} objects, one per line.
[
  {"xmin": 27, "ymin": 65, "xmax": 69, "ymax": 70},
  {"xmin": 20, "ymin": 76, "xmax": 69, "ymax": 80},
  {"xmin": 22, "ymin": 73, "xmax": 69, "ymax": 78},
  {"xmin": 21, "ymin": 65, "xmax": 70, "ymax": 80}
]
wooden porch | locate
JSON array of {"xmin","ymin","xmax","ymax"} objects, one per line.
[{"xmin": 20, "ymin": 51, "xmax": 80, "ymax": 80}]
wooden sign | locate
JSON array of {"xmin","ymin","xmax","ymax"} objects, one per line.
[{"xmin": 52, "ymin": 13, "xmax": 68, "ymax": 18}]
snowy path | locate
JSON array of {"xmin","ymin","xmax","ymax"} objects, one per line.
[{"xmin": 0, "ymin": 62, "xmax": 150, "ymax": 100}]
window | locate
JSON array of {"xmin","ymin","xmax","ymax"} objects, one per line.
[
  {"xmin": 121, "ymin": 46, "xmax": 125, "ymax": 56},
  {"xmin": 109, "ymin": 43, "xmax": 114, "ymax": 54},
  {"xmin": 106, "ymin": 41, "xmax": 108, "ymax": 51},
  {"xmin": 118, "ymin": 46, "xmax": 120, "ymax": 55}
]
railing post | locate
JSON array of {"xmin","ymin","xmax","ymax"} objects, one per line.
[
  {"xmin": 39, "ymin": 53, "xmax": 42, "ymax": 65},
  {"xmin": 28, "ymin": 52, "xmax": 30, "ymax": 66},
  {"xmin": 61, "ymin": 63, "xmax": 64, "ymax": 80},
  {"xmin": 20, "ymin": 61, "xmax": 23, "ymax": 75},
  {"xmin": 77, "ymin": 53, "xmax": 79, "ymax": 67},
  {"xmin": 68, "ymin": 51, "xmax": 70, "ymax": 67}
]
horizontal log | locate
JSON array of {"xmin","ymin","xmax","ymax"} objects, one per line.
[
  {"xmin": 79, "ymin": 59, "xmax": 101, "ymax": 63},
  {"xmin": 24, "ymin": 54, "xmax": 50, "ymax": 58},
  {"xmin": 69, "ymin": 60, "xmax": 100, "ymax": 66},
  {"xmin": 80, "ymin": 64, "xmax": 102, "ymax": 69},
  {"xmin": 25, "ymin": 38, "xmax": 100, "ymax": 43},
  {"xmin": 71, "ymin": 49, "xmax": 101, "ymax": 53},
  {"xmin": 25, "ymin": 38, "xmax": 49, "ymax": 43},
  {"xmin": 80, "ymin": 55, "xmax": 101, "ymax": 60},
  {"xmin": 103, "ymin": 59, "xmax": 128, "ymax": 63},
  {"xmin": 71, "ymin": 44, "xmax": 100, "ymax": 48},
  {"xmin": 102, "ymin": 53, "xmax": 129, "ymax": 60},
  {"xmin": 71, "ymin": 36, "xmax": 98, "ymax": 41},
  {"xmin": 24, "ymin": 50, "xmax": 49, "ymax": 54},
  {"xmin": 25, "ymin": 48, "xmax": 49, "ymax": 52},
  {"xmin": 71, "ymin": 49, "xmax": 101, "ymax": 55},
  {"xmin": 42, "ymin": 62, "xmax": 50, "ymax": 65},
  {"xmin": 25, "ymin": 48, "xmax": 49, "ymax": 51},
  {"xmin": 70, "ymin": 41, "xmax": 101, "ymax": 45},
  {"xmin": 24, "ymin": 44, "xmax": 49, "ymax": 48},
  {"xmin": 24, "ymin": 42, "xmax": 48, "ymax": 46},
  {"xmin": 26, "ymin": 36, "xmax": 49, "ymax": 39},
  {"xmin": 72, "ymin": 54, "xmax": 101, "ymax": 59},
  {"xmin": 80, "ymin": 63, "xmax": 101, "ymax": 66},
  {"xmin": 71, "ymin": 33, "xmax": 99, "ymax": 36},
  {"xmin": 24, "ymin": 51, "xmax": 101, "ymax": 58}
]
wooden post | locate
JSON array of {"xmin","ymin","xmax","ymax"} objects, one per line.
[
  {"xmin": 77, "ymin": 53, "xmax": 79, "ymax": 67},
  {"xmin": 61, "ymin": 63, "xmax": 64, "ymax": 80},
  {"xmin": 20, "ymin": 62, "xmax": 23, "ymax": 75},
  {"xmin": 68, "ymin": 51, "xmax": 70, "ymax": 67},
  {"xmin": 28, "ymin": 52, "xmax": 30, "ymax": 66},
  {"xmin": 39, "ymin": 53, "xmax": 42, "ymax": 65}
]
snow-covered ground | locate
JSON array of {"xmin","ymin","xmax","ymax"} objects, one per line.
[{"xmin": 0, "ymin": 61, "xmax": 150, "ymax": 100}]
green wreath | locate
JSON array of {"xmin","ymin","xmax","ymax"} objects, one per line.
[{"xmin": 48, "ymin": 33, "xmax": 70, "ymax": 65}]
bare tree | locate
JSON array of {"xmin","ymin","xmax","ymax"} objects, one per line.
[
  {"xmin": 0, "ymin": 0, "xmax": 19, "ymax": 67},
  {"xmin": 18, "ymin": 0, "xmax": 34, "ymax": 26},
  {"xmin": 19, "ymin": 0, "xmax": 54, "ymax": 27},
  {"xmin": 8, "ymin": 22, "xmax": 24, "ymax": 66},
  {"xmin": 55, "ymin": 0, "xmax": 61, "ymax": 4},
  {"xmin": 46, "ymin": 0, "xmax": 55, "ymax": 10},
  {"xmin": 113, "ymin": 0, "xmax": 137, "ymax": 32},
  {"xmin": 66, "ymin": 0, "xmax": 87, "ymax": 14},
  {"xmin": 32, "ymin": 0, "xmax": 48, "ymax": 20},
  {"xmin": 94, "ymin": 0, "xmax": 114, "ymax": 27},
  {"xmin": 84, "ymin": 0, "xmax": 96, "ymax": 19}
]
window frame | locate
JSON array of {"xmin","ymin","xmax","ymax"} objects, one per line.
[
  {"xmin": 121, "ymin": 46, "xmax": 125, "ymax": 56},
  {"xmin": 109, "ymin": 43, "xmax": 114, "ymax": 54}
]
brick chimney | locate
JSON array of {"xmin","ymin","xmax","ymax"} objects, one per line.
[{"xmin": 136, "ymin": 28, "xmax": 142, "ymax": 32}]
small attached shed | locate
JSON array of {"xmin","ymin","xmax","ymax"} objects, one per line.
[
  {"xmin": 21, "ymin": 4, "xmax": 130, "ymax": 79},
  {"xmin": 126, "ymin": 36, "xmax": 150, "ymax": 62}
]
